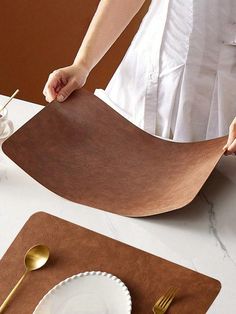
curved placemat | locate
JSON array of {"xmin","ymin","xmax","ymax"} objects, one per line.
[{"xmin": 2, "ymin": 89, "xmax": 227, "ymax": 216}]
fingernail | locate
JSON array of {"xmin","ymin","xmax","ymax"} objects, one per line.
[{"xmin": 57, "ymin": 95, "xmax": 64, "ymax": 102}]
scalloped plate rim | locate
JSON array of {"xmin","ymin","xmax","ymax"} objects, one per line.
[{"xmin": 33, "ymin": 270, "xmax": 132, "ymax": 314}]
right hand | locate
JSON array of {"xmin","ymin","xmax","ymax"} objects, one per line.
[{"xmin": 43, "ymin": 63, "xmax": 89, "ymax": 103}]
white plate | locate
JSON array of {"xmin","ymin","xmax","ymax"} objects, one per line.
[{"xmin": 33, "ymin": 271, "xmax": 132, "ymax": 314}]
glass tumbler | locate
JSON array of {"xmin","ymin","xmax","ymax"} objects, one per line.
[{"xmin": 0, "ymin": 108, "xmax": 14, "ymax": 141}]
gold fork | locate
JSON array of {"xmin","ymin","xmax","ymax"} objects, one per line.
[{"xmin": 152, "ymin": 287, "xmax": 178, "ymax": 314}]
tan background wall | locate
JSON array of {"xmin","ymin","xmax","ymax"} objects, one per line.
[{"xmin": 0, "ymin": 0, "xmax": 150, "ymax": 105}]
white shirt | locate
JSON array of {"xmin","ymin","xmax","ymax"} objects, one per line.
[{"xmin": 95, "ymin": 0, "xmax": 236, "ymax": 142}]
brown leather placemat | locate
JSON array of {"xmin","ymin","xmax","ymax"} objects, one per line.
[
  {"xmin": 2, "ymin": 89, "xmax": 227, "ymax": 217},
  {"xmin": 0, "ymin": 212, "xmax": 221, "ymax": 313}
]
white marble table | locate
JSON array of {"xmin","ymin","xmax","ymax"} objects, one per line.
[{"xmin": 1, "ymin": 94, "xmax": 236, "ymax": 313}]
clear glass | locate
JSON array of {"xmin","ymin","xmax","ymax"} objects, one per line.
[{"xmin": 0, "ymin": 108, "xmax": 14, "ymax": 141}]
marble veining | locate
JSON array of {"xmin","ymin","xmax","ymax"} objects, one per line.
[{"xmin": 201, "ymin": 191, "xmax": 235, "ymax": 265}]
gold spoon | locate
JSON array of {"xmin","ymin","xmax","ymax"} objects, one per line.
[{"xmin": 0, "ymin": 244, "xmax": 50, "ymax": 313}]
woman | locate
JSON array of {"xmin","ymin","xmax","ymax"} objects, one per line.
[{"xmin": 43, "ymin": 0, "xmax": 236, "ymax": 154}]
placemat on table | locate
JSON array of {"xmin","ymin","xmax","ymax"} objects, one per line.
[
  {"xmin": 2, "ymin": 89, "xmax": 227, "ymax": 217},
  {"xmin": 0, "ymin": 212, "xmax": 221, "ymax": 313}
]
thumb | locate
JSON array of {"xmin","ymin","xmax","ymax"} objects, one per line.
[
  {"xmin": 57, "ymin": 80, "xmax": 77, "ymax": 102},
  {"xmin": 225, "ymin": 121, "xmax": 236, "ymax": 149}
]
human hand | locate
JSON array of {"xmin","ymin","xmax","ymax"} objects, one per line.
[
  {"xmin": 223, "ymin": 117, "xmax": 236, "ymax": 155},
  {"xmin": 43, "ymin": 62, "xmax": 89, "ymax": 103}
]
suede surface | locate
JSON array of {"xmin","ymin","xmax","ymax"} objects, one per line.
[{"xmin": 2, "ymin": 89, "xmax": 226, "ymax": 217}]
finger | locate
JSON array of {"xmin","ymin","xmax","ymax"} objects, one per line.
[
  {"xmin": 45, "ymin": 84, "xmax": 57, "ymax": 103},
  {"xmin": 57, "ymin": 80, "xmax": 78, "ymax": 102},
  {"xmin": 43, "ymin": 72, "xmax": 62, "ymax": 102},
  {"xmin": 43, "ymin": 72, "xmax": 56, "ymax": 94},
  {"xmin": 223, "ymin": 144, "xmax": 228, "ymax": 152},
  {"xmin": 225, "ymin": 118, "xmax": 236, "ymax": 148},
  {"xmin": 43, "ymin": 80, "xmax": 57, "ymax": 101},
  {"xmin": 56, "ymin": 77, "xmax": 68, "ymax": 93},
  {"xmin": 55, "ymin": 83, "xmax": 62, "ymax": 93},
  {"xmin": 227, "ymin": 139, "xmax": 236, "ymax": 154}
]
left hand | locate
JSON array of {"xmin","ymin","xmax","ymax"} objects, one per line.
[{"xmin": 223, "ymin": 117, "xmax": 236, "ymax": 155}]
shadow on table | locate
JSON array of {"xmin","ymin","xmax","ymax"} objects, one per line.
[{"xmin": 140, "ymin": 156, "xmax": 236, "ymax": 237}]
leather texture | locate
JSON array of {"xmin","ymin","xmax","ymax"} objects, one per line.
[
  {"xmin": 2, "ymin": 89, "xmax": 227, "ymax": 217},
  {"xmin": 0, "ymin": 212, "xmax": 221, "ymax": 314}
]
